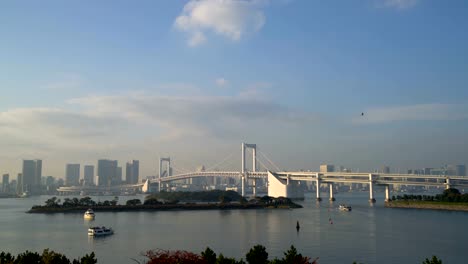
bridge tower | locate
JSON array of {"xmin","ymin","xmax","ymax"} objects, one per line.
[
  {"xmin": 159, "ymin": 157, "xmax": 171, "ymax": 192},
  {"xmin": 241, "ymin": 143, "xmax": 257, "ymax": 197}
]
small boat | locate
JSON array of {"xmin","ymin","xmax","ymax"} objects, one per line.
[
  {"xmin": 88, "ymin": 226, "xmax": 113, "ymax": 236},
  {"xmin": 84, "ymin": 209, "xmax": 95, "ymax": 220},
  {"xmin": 19, "ymin": 191, "xmax": 30, "ymax": 198},
  {"xmin": 339, "ymin": 204, "xmax": 352, "ymax": 211}
]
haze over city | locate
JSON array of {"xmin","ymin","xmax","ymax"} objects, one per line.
[{"xmin": 1, "ymin": 0, "xmax": 468, "ymax": 179}]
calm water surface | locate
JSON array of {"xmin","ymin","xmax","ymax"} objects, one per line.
[{"xmin": 0, "ymin": 192, "xmax": 466, "ymax": 263}]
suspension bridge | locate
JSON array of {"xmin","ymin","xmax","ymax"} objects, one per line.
[{"xmin": 58, "ymin": 142, "xmax": 468, "ymax": 202}]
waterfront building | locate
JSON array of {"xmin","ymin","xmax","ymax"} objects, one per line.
[
  {"xmin": 97, "ymin": 159, "xmax": 118, "ymax": 186},
  {"xmin": 65, "ymin": 164, "xmax": 80, "ymax": 186},
  {"xmin": 22, "ymin": 159, "xmax": 42, "ymax": 194},
  {"xmin": 116, "ymin": 166, "xmax": 122, "ymax": 185},
  {"xmin": 84, "ymin": 165, "xmax": 94, "ymax": 186},
  {"xmin": 16, "ymin": 173, "xmax": 23, "ymax": 194},
  {"xmin": 126, "ymin": 160, "xmax": 139, "ymax": 184},
  {"xmin": 2, "ymin": 174, "xmax": 9, "ymax": 193},
  {"xmin": 381, "ymin": 166, "xmax": 390, "ymax": 174},
  {"xmin": 447, "ymin": 164, "xmax": 466, "ymax": 176},
  {"xmin": 320, "ymin": 164, "xmax": 335, "ymax": 173}
]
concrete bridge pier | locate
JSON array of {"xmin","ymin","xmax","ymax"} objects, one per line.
[
  {"xmin": 316, "ymin": 173, "xmax": 322, "ymax": 201},
  {"xmin": 385, "ymin": 185, "xmax": 390, "ymax": 202},
  {"xmin": 241, "ymin": 175, "xmax": 245, "ymax": 197},
  {"xmin": 446, "ymin": 177, "xmax": 451, "ymax": 190},
  {"xmin": 329, "ymin": 183, "xmax": 335, "ymax": 201},
  {"xmin": 252, "ymin": 179, "xmax": 257, "ymax": 197},
  {"xmin": 369, "ymin": 174, "xmax": 376, "ymax": 203}
]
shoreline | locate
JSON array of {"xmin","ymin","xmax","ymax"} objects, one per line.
[
  {"xmin": 27, "ymin": 203, "xmax": 301, "ymax": 213},
  {"xmin": 385, "ymin": 201, "xmax": 468, "ymax": 212}
]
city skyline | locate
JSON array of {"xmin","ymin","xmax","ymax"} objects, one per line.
[{"xmin": 1, "ymin": 0, "xmax": 468, "ymax": 178}]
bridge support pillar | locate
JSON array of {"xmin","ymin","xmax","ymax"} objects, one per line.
[
  {"xmin": 369, "ymin": 174, "xmax": 376, "ymax": 203},
  {"xmin": 385, "ymin": 185, "xmax": 390, "ymax": 202},
  {"xmin": 316, "ymin": 173, "xmax": 322, "ymax": 201},
  {"xmin": 329, "ymin": 183, "xmax": 335, "ymax": 201},
  {"xmin": 446, "ymin": 177, "xmax": 451, "ymax": 190},
  {"xmin": 241, "ymin": 175, "xmax": 245, "ymax": 197},
  {"xmin": 252, "ymin": 179, "xmax": 257, "ymax": 197}
]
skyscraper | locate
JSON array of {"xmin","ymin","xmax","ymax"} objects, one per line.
[
  {"xmin": 116, "ymin": 166, "xmax": 122, "ymax": 185},
  {"xmin": 2, "ymin": 174, "xmax": 9, "ymax": 193},
  {"xmin": 381, "ymin": 166, "xmax": 390, "ymax": 174},
  {"xmin": 126, "ymin": 160, "xmax": 140, "ymax": 184},
  {"xmin": 22, "ymin": 159, "xmax": 42, "ymax": 194},
  {"xmin": 320, "ymin": 164, "xmax": 335, "ymax": 173},
  {"xmin": 84, "ymin": 165, "xmax": 94, "ymax": 186},
  {"xmin": 65, "ymin": 164, "xmax": 80, "ymax": 186},
  {"xmin": 16, "ymin": 173, "xmax": 23, "ymax": 195},
  {"xmin": 97, "ymin": 159, "xmax": 117, "ymax": 186}
]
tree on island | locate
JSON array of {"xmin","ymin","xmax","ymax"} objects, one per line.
[
  {"xmin": 422, "ymin": 256, "xmax": 443, "ymax": 264},
  {"xmin": 126, "ymin": 199, "xmax": 142, "ymax": 206}
]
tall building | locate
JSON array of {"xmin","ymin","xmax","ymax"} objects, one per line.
[
  {"xmin": 84, "ymin": 165, "xmax": 94, "ymax": 186},
  {"xmin": 320, "ymin": 164, "xmax": 335, "ymax": 173},
  {"xmin": 116, "ymin": 167, "xmax": 122, "ymax": 185},
  {"xmin": 381, "ymin": 166, "xmax": 390, "ymax": 174},
  {"xmin": 97, "ymin": 159, "xmax": 118, "ymax": 186},
  {"xmin": 126, "ymin": 160, "xmax": 140, "ymax": 184},
  {"xmin": 16, "ymin": 173, "xmax": 23, "ymax": 195},
  {"xmin": 2, "ymin": 174, "xmax": 9, "ymax": 193},
  {"xmin": 65, "ymin": 164, "xmax": 80, "ymax": 186},
  {"xmin": 447, "ymin": 164, "xmax": 466, "ymax": 176},
  {"xmin": 22, "ymin": 159, "xmax": 42, "ymax": 194}
]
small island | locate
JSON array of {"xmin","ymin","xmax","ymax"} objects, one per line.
[
  {"xmin": 385, "ymin": 188, "xmax": 468, "ymax": 212},
  {"xmin": 27, "ymin": 190, "xmax": 302, "ymax": 213}
]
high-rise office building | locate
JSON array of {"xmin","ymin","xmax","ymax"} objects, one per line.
[
  {"xmin": 381, "ymin": 166, "xmax": 390, "ymax": 174},
  {"xmin": 84, "ymin": 165, "xmax": 94, "ymax": 186},
  {"xmin": 65, "ymin": 164, "xmax": 80, "ymax": 186},
  {"xmin": 447, "ymin": 164, "xmax": 466, "ymax": 176},
  {"xmin": 2, "ymin": 174, "xmax": 9, "ymax": 193},
  {"xmin": 116, "ymin": 166, "xmax": 122, "ymax": 185},
  {"xmin": 97, "ymin": 159, "xmax": 118, "ymax": 186},
  {"xmin": 22, "ymin": 159, "xmax": 42, "ymax": 194},
  {"xmin": 16, "ymin": 173, "xmax": 23, "ymax": 195},
  {"xmin": 320, "ymin": 164, "xmax": 334, "ymax": 173},
  {"xmin": 126, "ymin": 160, "xmax": 140, "ymax": 184}
]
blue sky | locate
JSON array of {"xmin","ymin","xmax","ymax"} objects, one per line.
[{"xmin": 1, "ymin": 0, "xmax": 467, "ymax": 178}]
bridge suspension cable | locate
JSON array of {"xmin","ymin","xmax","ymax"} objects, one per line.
[
  {"xmin": 205, "ymin": 151, "xmax": 236, "ymax": 171},
  {"xmin": 258, "ymin": 150, "xmax": 281, "ymax": 171},
  {"xmin": 246, "ymin": 148, "xmax": 270, "ymax": 172},
  {"xmin": 170, "ymin": 160, "xmax": 192, "ymax": 174}
]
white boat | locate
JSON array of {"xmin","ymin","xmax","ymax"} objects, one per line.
[
  {"xmin": 19, "ymin": 191, "xmax": 30, "ymax": 198},
  {"xmin": 339, "ymin": 204, "xmax": 352, "ymax": 211},
  {"xmin": 88, "ymin": 226, "xmax": 113, "ymax": 236},
  {"xmin": 84, "ymin": 209, "xmax": 95, "ymax": 220}
]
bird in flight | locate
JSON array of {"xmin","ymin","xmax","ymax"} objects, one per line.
[{"xmin": 361, "ymin": 112, "xmax": 364, "ymax": 116}]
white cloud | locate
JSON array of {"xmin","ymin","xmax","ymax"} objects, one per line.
[
  {"xmin": 380, "ymin": 0, "xmax": 419, "ymax": 10},
  {"xmin": 188, "ymin": 31, "xmax": 207, "ymax": 46},
  {"xmin": 174, "ymin": 0, "xmax": 266, "ymax": 46},
  {"xmin": 40, "ymin": 73, "xmax": 84, "ymax": 91},
  {"xmin": 215, "ymin": 78, "xmax": 228, "ymax": 87},
  {"xmin": 352, "ymin": 104, "xmax": 468, "ymax": 124}
]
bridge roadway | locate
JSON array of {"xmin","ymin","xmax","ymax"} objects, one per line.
[{"xmin": 57, "ymin": 171, "xmax": 468, "ymax": 202}]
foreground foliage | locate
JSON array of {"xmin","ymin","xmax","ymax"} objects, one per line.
[
  {"xmin": 0, "ymin": 249, "xmax": 96, "ymax": 264},
  {"xmin": 0, "ymin": 248, "xmax": 443, "ymax": 263},
  {"xmin": 143, "ymin": 245, "xmax": 317, "ymax": 264}
]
